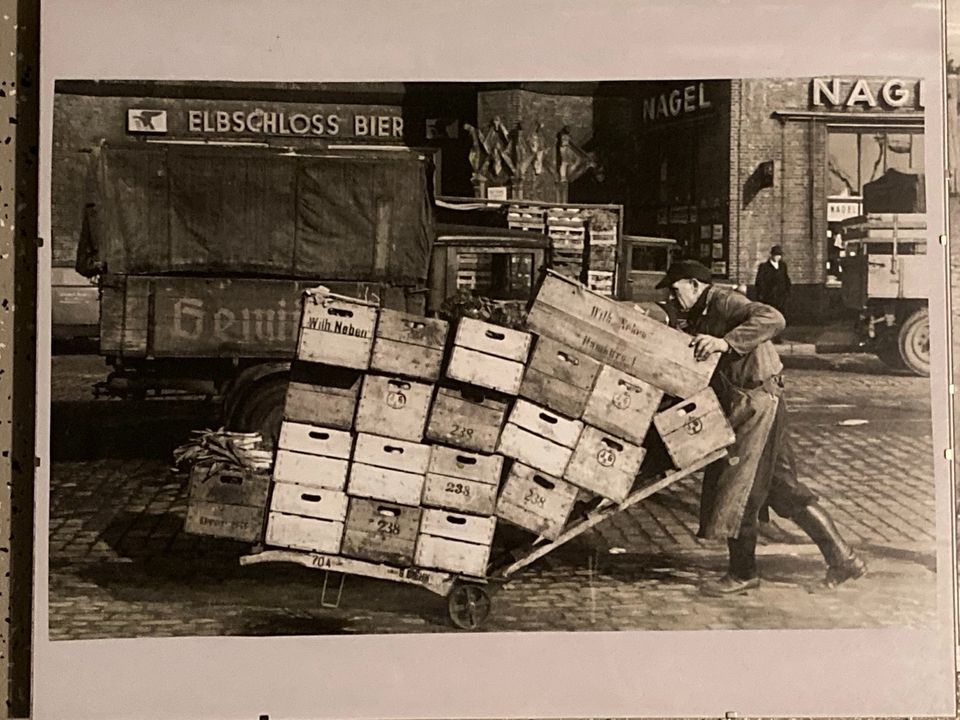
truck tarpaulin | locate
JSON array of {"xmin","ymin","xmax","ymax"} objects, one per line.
[{"xmin": 76, "ymin": 143, "xmax": 435, "ymax": 284}]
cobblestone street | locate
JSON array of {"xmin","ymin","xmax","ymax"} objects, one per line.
[{"xmin": 46, "ymin": 353, "xmax": 939, "ymax": 639}]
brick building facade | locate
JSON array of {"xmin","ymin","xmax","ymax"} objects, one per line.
[
  {"xmin": 587, "ymin": 77, "xmax": 925, "ymax": 320},
  {"xmin": 53, "ymin": 78, "xmax": 925, "ymax": 323}
]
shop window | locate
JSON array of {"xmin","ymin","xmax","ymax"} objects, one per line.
[
  {"xmin": 828, "ymin": 128, "xmax": 924, "ymax": 196},
  {"xmin": 828, "ymin": 132, "xmax": 858, "ymax": 196}
]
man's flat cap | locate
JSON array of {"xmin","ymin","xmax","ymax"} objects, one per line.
[{"xmin": 655, "ymin": 259, "xmax": 713, "ymax": 289}]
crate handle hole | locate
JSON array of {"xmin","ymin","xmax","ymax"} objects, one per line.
[
  {"xmin": 617, "ymin": 379, "xmax": 641, "ymax": 393},
  {"xmin": 557, "ymin": 351, "xmax": 580, "ymax": 366},
  {"xmin": 301, "ymin": 493, "xmax": 323, "ymax": 503},
  {"xmin": 602, "ymin": 438, "xmax": 624, "ymax": 452},
  {"xmin": 377, "ymin": 507, "xmax": 400, "ymax": 517},
  {"xmin": 308, "ymin": 431, "xmax": 330, "ymax": 441},
  {"xmin": 219, "ymin": 474, "xmax": 243, "ymax": 486},
  {"xmin": 447, "ymin": 516, "xmax": 467, "ymax": 525},
  {"xmin": 384, "ymin": 445, "xmax": 404, "ymax": 454},
  {"xmin": 533, "ymin": 475, "xmax": 555, "ymax": 490},
  {"xmin": 389, "ymin": 380, "xmax": 412, "ymax": 390},
  {"xmin": 678, "ymin": 402, "xmax": 697, "ymax": 416},
  {"xmin": 404, "ymin": 320, "xmax": 426, "ymax": 330},
  {"xmin": 328, "ymin": 307, "xmax": 354, "ymax": 318},
  {"xmin": 484, "ymin": 330, "xmax": 506, "ymax": 341},
  {"xmin": 455, "ymin": 455, "xmax": 478, "ymax": 465},
  {"xmin": 538, "ymin": 412, "xmax": 558, "ymax": 424}
]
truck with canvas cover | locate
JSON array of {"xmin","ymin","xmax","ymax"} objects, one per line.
[
  {"xmin": 838, "ymin": 169, "xmax": 930, "ymax": 376},
  {"xmin": 77, "ymin": 142, "xmax": 550, "ymax": 442}
]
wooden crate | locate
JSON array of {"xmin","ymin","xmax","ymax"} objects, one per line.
[
  {"xmin": 185, "ymin": 502, "xmax": 266, "ymax": 544},
  {"xmin": 446, "ymin": 318, "xmax": 532, "ymax": 395},
  {"xmin": 497, "ymin": 425, "xmax": 574, "ymax": 478},
  {"xmin": 419, "ymin": 508, "xmax": 497, "ymax": 545},
  {"xmin": 446, "ymin": 346, "xmax": 525, "ymax": 396},
  {"xmin": 278, "ymin": 421, "xmax": 353, "ymax": 458},
  {"xmin": 653, "ymin": 388, "xmax": 735, "ymax": 469},
  {"xmin": 495, "ymin": 462, "xmax": 578, "ymax": 540},
  {"xmin": 587, "ymin": 271, "xmax": 615, "ymax": 296},
  {"xmin": 527, "ymin": 271, "xmax": 718, "ymax": 398},
  {"xmin": 426, "ymin": 384, "xmax": 509, "ymax": 453},
  {"xmin": 582, "ymin": 365, "xmax": 663, "ymax": 445},
  {"xmin": 273, "ymin": 449, "xmax": 349, "ymax": 491},
  {"xmin": 507, "ymin": 399, "xmax": 583, "ymax": 448},
  {"xmin": 519, "ymin": 336, "xmax": 601, "ymax": 419},
  {"xmin": 422, "ymin": 445, "xmax": 502, "ymax": 515},
  {"xmin": 563, "ymin": 426, "xmax": 646, "ymax": 503},
  {"xmin": 283, "ymin": 363, "xmax": 362, "ymax": 430},
  {"xmin": 341, "ymin": 497, "xmax": 421, "ymax": 566},
  {"xmin": 355, "ymin": 374, "xmax": 434, "ymax": 442},
  {"xmin": 353, "ymin": 433, "xmax": 431, "ymax": 475},
  {"xmin": 188, "ymin": 466, "xmax": 271, "ymax": 508},
  {"xmin": 347, "ymin": 463, "xmax": 425, "ymax": 506},
  {"xmin": 453, "ymin": 317, "xmax": 532, "ymax": 363},
  {"xmin": 421, "ymin": 474, "xmax": 498, "ymax": 516},
  {"xmin": 185, "ymin": 466, "xmax": 270, "ymax": 543},
  {"xmin": 370, "ymin": 309, "xmax": 449, "ymax": 382},
  {"xmin": 265, "ymin": 513, "xmax": 345, "ymax": 554},
  {"xmin": 428, "ymin": 445, "xmax": 504, "ymax": 484},
  {"xmin": 269, "ymin": 482, "xmax": 349, "ymax": 522},
  {"xmin": 298, "ymin": 293, "xmax": 378, "ymax": 370},
  {"xmin": 413, "ymin": 535, "xmax": 490, "ymax": 577}
]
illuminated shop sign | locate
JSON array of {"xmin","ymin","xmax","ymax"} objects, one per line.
[{"xmin": 810, "ymin": 78, "xmax": 923, "ymax": 110}]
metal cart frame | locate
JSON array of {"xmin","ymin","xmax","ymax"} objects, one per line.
[{"xmin": 240, "ymin": 448, "xmax": 724, "ymax": 630}]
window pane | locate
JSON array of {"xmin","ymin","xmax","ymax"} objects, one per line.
[
  {"xmin": 910, "ymin": 133, "xmax": 925, "ymax": 173},
  {"xmin": 827, "ymin": 132, "xmax": 859, "ymax": 196},
  {"xmin": 631, "ymin": 246, "xmax": 668, "ymax": 271},
  {"xmin": 860, "ymin": 133, "xmax": 885, "ymax": 187},
  {"xmin": 885, "ymin": 133, "xmax": 912, "ymax": 173}
]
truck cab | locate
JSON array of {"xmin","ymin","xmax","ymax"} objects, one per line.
[{"xmin": 428, "ymin": 224, "xmax": 549, "ymax": 315}]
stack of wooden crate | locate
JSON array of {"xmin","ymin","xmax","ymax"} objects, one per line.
[
  {"xmin": 545, "ymin": 207, "xmax": 587, "ymax": 282},
  {"xmin": 184, "ymin": 274, "xmax": 737, "ymax": 578},
  {"xmin": 586, "ymin": 219, "xmax": 617, "ymax": 298}
]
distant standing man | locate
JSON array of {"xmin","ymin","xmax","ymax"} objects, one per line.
[
  {"xmin": 755, "ymin": 244, "xmax": 791, "ymax": 316},
  {"xmin": 656, "ymin": 260, "xmax": 866, "ymax": 596}
]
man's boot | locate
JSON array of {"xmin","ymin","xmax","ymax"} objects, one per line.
[
  {"xmin": 701, "ymin": 530, "xmax": 760, "ymax": 596},
  {"xmin": 791, "ymin": 502, "xmax": 866, "ymax": 587}
]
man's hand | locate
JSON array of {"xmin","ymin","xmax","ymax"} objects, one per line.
[{"xmin": 690, "ymin": 334, "xmax": 729, "ymax": 361}]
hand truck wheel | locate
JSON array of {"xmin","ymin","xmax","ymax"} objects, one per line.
[{"xmin": 447, "ymin": 582, "xmax": 492, "ymax": 630}]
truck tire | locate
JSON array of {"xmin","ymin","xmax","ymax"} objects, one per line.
[
  {"xmin": 235, "ymin": 375, "xmax": 288, "ymax": 449},
  {"xmin": 875, "ymin": 340, "xmax": 907, "ymax": 371},
  {"xmin": 897, "ymin": 308, "xmax": 930, "ymax": 377}
]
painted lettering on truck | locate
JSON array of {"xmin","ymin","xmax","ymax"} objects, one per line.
[{"xmin": 173, "ymin": 297, "xmax": 300, "ymax": 344}]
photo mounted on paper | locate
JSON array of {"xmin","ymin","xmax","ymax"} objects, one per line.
[{"xmin": 47, "ymin": 75, "xmax": 936, "ymax": 641}]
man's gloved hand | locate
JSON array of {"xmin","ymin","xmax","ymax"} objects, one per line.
[{"xmin": 690, "ymin": 334, "xmax": 730, "ymax": 361}]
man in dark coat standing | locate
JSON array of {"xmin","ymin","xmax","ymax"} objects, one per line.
[
  {"xmin": 755, "ymin": 244, "xmax": 791, "ymax": 315},
  {"xmin": 657, "ymin": 260, "xmax": 865, "ymax": 596}
]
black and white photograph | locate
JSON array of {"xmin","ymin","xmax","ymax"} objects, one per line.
[
  {"xmin": 30, "ymin": 2, "xmax": 957, "ymax": 719},
  {"xmin": 47, "ymin": 75, "xmax": 938, "ymax": 638}
]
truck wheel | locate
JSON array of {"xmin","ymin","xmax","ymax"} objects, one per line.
[
  {"xmin": 236, "ymin": 375, "xmax": 288, "ymax": 449},
  {"xmin": 897, "ymin": 308, "xmax": 930, "ymax": 377},
  {"xmin": 875, "ymin": 340, "xmax": 907, "ymax": 370}
]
